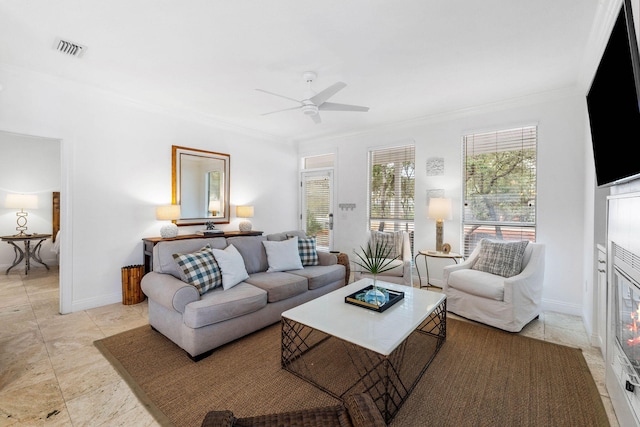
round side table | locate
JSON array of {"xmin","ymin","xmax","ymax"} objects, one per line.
[{"xmin": 414, "ymin": 250, "xmax": 463, "ymax": 288}]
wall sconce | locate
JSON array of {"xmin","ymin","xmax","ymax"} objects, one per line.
[
  {"xmin": 156, "ymin": 205, "xmax": 181, "ymax": 238},
  {"xmin": 4, "ymin": 194, "xmax": 39, "ymax": 236},
  {"xmin": 427, "ymin": 198, "xmax": 452, "ymax": 252},
  {"xmin": 209, "ymin": 200, "xmax": 221, "ymax": 216},
  {"xmin": 236, "ymin": 206, "xmax": 254, "ymax": 232}
]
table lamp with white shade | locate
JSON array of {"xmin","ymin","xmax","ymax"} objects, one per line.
[
  {"xmin": 236, "ymin": 205, "xmax": 254, "ymax": 232},
  {"xmin": 156, "ymin": 205, "xmax": 181, "ymax": 238},
  {"xmin": 5, "ymin": 194, "xmax": 39, "ymax": 236},
  {"xmin": 209, "ymin": 200, "xmax": 221, "ymax": 216},
  {"xmin": 427, "ymin": 197, "xmax": 452, "ymax": 252}
]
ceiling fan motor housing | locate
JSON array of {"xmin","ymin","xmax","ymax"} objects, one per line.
[{"xmin": 302, "ymin": 104, "xmax": 319, "ymax": 115}]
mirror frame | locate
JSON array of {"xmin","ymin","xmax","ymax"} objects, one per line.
[{"xmin": 172, "ymin": 145, "xmax": 231, "ymax": 226}]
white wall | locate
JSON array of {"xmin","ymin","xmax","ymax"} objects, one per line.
[
  {"xmin": 0, "ymin": 65, "xmax": 298, "ymax": 312},
  {"xmin": 299, "ymin": 89, "xmax": 587, "ymax": 315},
  {"xmin": 0, "ymin": 131, "xmax": 60, "ymax": 268}
]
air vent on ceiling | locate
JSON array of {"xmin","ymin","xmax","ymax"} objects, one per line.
[{"xmin": 54, "ymin": 38, "xmax": 87, "ymax": 58}]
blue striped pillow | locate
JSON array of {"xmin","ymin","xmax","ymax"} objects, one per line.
[{"xmin": 172, "ymin": 245, "xmax": 222, "ymax": 294}]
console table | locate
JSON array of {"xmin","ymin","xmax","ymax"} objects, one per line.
[
  {"xmin": 142, "ymin": 231, "xmax": 263, "ymax": 274},
  {"xmin": 1, "ymin": 234, "xmax": 52, "ymax": 275}
]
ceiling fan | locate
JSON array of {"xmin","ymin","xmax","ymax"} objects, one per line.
[{"xmin": 256, "ymin": 71, "xmax": 369, "ymax": 124}]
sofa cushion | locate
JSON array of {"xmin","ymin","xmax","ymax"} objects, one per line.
[
  {"xmin": 172, "ymin": 245, "xmax": 222, "ymax": 295},
  {"xmin": 183, "ymin": 282, "xmax": 267, "ymax": 328},
  {"xmin": 245, "ymin": 271, "xmax": 308, "ymax": 302},
  {"xmin": 289, "ymin": 235, "xmax": 319, "ymax": 266},
  {"xmin": 288, "ymin": 264, "xmax": 345, "ymax": 290},
  {"xmin": 472, "ymin": 239, "xmax": 529, "ymax": 278},
  {"xmin": 226, "ymin": 235, "xmax": 268, "ymax": 274},
  {"xmin": 262, "ymin": 237, "xmax": 304, "ymax": 272},
  {"xmin": 210, "ymin": 244, "xmax": 250, "ymax": 290},
  {"xmin": 267, "ymin": 230, "xmax": 306, "ymax": 241},
  {"xmin": 447, "ymin": 269, "xmax": 505, "ymax": 301}
]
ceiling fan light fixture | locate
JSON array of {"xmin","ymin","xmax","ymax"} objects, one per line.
[{"xmin": 302, "ymin": 104, "xmax": 319, "ymax": 115}]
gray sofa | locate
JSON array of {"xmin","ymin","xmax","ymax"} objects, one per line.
[{"xmin": 140, "ymin": 230, "xmax": 345, "ymax": 360}]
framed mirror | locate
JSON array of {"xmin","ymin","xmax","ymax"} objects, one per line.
[{"xmin": 172, "ymin": 145, "xmax": 230, "ymax": 226}]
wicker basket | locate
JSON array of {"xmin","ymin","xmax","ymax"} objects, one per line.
[{"xmin": 121, "ymin": 264, "xmax": 145, "ymax": 305}]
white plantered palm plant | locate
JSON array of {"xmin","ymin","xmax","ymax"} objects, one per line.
[{"xmin": 353, "ymin": 242, "xmax": 396, "ymax": 305}]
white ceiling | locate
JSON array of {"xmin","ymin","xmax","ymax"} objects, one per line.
[{"xmin": 0, "ymin": 0, "xmax": 601, "ymax": 142}]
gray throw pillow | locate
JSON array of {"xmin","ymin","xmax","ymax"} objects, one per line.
[{"xmin": 472, "ymin": 239, "xmax": 529, "ymax": 278}]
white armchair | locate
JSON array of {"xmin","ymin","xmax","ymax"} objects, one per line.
[
  {"xmin": 353, "ymin": 230, "xmax": 413, "ymax": 287},
  {"xmin": 442, "ymin": 241, "xmax": 545, "ymax": 332}
]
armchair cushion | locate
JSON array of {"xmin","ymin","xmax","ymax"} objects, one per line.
[
  {"xmin": 445, "ymin": 269, "xmax": 505, "ymax": 301},
  {"xmin": 472, "ymin": 239, "xmax": 528, "ymax": 278}
]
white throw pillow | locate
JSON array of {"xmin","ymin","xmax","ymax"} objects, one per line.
[
  {"xmin": 210, "ymin": 244, "xmax": 250, "ymax": 290},
  {"xmin": 262, "ymin": 236, "xmax": 304, "ymax": 272}
]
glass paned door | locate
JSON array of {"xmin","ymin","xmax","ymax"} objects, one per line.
[{"xmin": 301, "ymin": 170, "xmax": 333, "ymax": 251}]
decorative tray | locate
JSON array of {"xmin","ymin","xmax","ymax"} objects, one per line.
[{"xmin": 345, "ymin": 285, "xmax": 405, "ymax": 313}]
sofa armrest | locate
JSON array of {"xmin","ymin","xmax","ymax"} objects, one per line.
[
  {"xmin": 201, "ymin": 410, "xmax": 236, "ymax": 427},
  {"xmin": 141, "ymin": 272, "xmax": 200, "ymax": 314},
  {"xmin": 317, "ymin": 251, "xmax": 337, "ymax": 266},
  {"xmin": 344, "ymin": 393, "xmax": 387, "ymax": 427}
]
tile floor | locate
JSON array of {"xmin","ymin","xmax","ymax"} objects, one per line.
[{"xmin": 0, "ymin": 267, "xmax": 620, "ymax": 426}]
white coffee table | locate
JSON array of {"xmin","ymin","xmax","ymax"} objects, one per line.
[{"xmin": 281, "ymin": 278, "xmax": 446, "ymax": 423}]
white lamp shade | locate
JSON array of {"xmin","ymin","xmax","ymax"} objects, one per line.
[
  {"xmin": 427, "ymin": 198, "xmax": 452, "ymax": 220},
  {"xmin": 209, "ymin": 200, "xmax": 221, "ymax": 212},
  {"xmin": 236, "ymin": 205, "xmax": 254, "ymax": 218},
  {"xmin": 156, "ymin": 205, "xmax": 181, "ymax": 221},
  {"xmin": 5, "ymin": 194, "xmax": 38, "ymax": 209}
]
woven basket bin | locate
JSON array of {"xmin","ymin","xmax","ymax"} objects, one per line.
[{"xmin": 121, "ymin": 264, "xmax": 145, "ymax": 305}]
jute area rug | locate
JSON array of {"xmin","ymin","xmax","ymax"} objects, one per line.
[{"xmin": 94, "ymin": 318, "xmax": 609, "ymax": 427}]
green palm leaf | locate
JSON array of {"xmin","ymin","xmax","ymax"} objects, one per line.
[{"xmin": 353, "ymin": 241, "xmax": 397, "ymax": 275}]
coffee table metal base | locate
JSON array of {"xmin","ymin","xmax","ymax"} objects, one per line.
[{"xmin": 281, "ymin": 299, "xmax": 446, "ymax": 423}]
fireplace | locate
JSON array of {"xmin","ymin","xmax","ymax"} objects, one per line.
[
  {"xmin": 612, "ymin": 244, "xmax": 640, "ymax": 385},
  {"xmin": 607, "ymin": 192, "xmax": 640, "ymax": 426}
]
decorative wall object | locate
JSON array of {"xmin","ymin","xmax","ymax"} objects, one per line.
[
  {"xmin": 338, "ymin": 203, "xmax": 356, "ymax": 211},
  {"xmin": 426, "ymin": 157, "xmax": 444, "ymax": 176}
]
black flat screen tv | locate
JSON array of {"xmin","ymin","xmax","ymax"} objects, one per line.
[{"xmin": 587, "ymin": 0, "xmax": 640, "ymax": 187}]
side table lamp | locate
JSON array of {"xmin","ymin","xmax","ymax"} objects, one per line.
[
  {"xmin": 427, "ymin": 197, "xmax": 452, "ymax": 252},
  {"xmin": 156, "ymin": 204, "xmax": 181, "ymax": 238},
  {"xmin": 5, "ymin": 193, "xmax": 39, "ymax": 236},
  {"xmin": 236, "ymin": 205, "xmax": 254, "ymax": 232}
]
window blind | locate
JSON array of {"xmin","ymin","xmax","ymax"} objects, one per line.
[
  {"xmin": 462, "ymin": 126, "xmax": 537, "ymax": 257},
  {"xmin": 368, "ymin": 145, "xmax": 415, "ymax": 234}
]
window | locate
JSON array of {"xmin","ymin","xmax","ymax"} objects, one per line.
[
  {"xmin": 462, "ymin": 126, "xmax": 537, "ymax": 257},
  {"xmin": 368, "ymin": 145, "xmax": 415, "ymax": 241}
]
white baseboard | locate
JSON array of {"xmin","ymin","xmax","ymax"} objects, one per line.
[
  {"xmin": 71, "ymin": 292, "xmax": 123, "ymax": 312},
  {"xmin": 541, "ymin": 297, "xmax": 582, "ymax": 316}
]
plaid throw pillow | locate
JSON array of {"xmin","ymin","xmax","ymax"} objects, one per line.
[
  {"xmin": 472, "ymin": 239, "xmax": 529, "ymax": 278},
  {"xmin": 172, "ymin": 245, "xmax": 222, "ymax": 295},
  {"xmin": 371, "ymin": 231, "xmax": 401, "ymax": 260},
  {"xmin": 297, "ymin": 236, "xmax": 319, "ymax": 266},
  {"xmin": 287, "ymin": 234, "xmax": 319, "ymax": 266}
]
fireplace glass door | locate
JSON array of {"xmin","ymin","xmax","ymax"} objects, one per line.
[{"xmin": 615, "ymin": 266, "xmax": 640, "ymax": 375}]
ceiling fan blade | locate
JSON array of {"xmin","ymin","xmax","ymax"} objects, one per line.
[
  {"xmin": 310, "ymin": 113, "xmax": 322, "ymax": 124},
  {"xmin": 261, "ymin": 105, "xmax": 302, "ymax": 116},
  {"xmin": 318, "ymin": 102, "xmax": 369, "ymax": 112},
  {"xmin": 309, "ymin": 82, "xmax": 347, "ymax": 105},
  {"xmin": 255, "ymin": 89, "xmax": 302, "ymax": 105}
]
